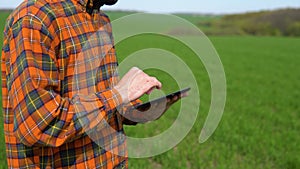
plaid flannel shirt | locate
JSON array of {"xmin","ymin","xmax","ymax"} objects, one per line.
[{"xmin": 1, "ymin": 0, "xmax": 136, "ymax": 168}]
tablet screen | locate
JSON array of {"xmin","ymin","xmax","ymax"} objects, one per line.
[
  {"xmin": 135, "ymin": 87, "xmax": 190, "ymax": 111},
  {"xmin": 124, "ymin": 87, "xmax": 190, "ymax": 123}
]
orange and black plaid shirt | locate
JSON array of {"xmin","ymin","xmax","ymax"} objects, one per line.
[{"xmin": 1, "ymin": 0, "xmax": 133, "ymax": 168}]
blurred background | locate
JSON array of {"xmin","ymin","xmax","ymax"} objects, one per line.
[{"xmin": 0, "ymin": 0, "xmax": 299, "ymax": 169}]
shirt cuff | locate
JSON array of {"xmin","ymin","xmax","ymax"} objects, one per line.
[{"xmin": 96, "ymin": 88, "xmax": 123, "ymax": 111}]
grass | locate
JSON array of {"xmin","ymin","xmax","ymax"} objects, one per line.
[
  {"xmin": 0, "ymin": 11, "xmax": 10, "ymax": 51},
  {"xmin": 116, "ymin": 34, "xmax": 300, "ymax": 168},
  {"xmin": 0, "ymin": 10, "xmax": 299, "ymax": 169}
]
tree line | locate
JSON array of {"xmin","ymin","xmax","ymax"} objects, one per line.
[{"xmin": 198, "ymin": 8, "xmax": 300, "ymax": 36}]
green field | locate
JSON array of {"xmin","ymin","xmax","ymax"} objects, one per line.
[
  {"xmin": 118, "ymin": 35, "xmax": 300, "ymax": 169},
  {"xmin": 0, "ymin": 11, "xmax": 300, "ymax": 169}
]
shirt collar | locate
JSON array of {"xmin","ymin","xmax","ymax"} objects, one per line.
[
  {"xmin": 77, "ymin": 0, "xmax": 91, "ymax": 8},
  {"xmin": 77, "ymin": 0, "xmax": 101, "ymax": 14}
]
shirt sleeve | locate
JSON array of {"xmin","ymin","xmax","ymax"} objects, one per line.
[
  {"xmin": 120, "ymin": 99, "xmax": 142, "ymax": 125},
  {"xmin": 5, "ymin": 15, "xmax": 123, "ymax": 147}
]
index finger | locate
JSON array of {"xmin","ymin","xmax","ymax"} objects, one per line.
[{"xmin": 149, "ymin": 77, "xmax": 162, "ymax": 89}]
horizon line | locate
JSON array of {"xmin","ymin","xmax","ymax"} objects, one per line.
[{"xmin": 0, "ymin": 7, "xmax": 299, "ymax": 15}]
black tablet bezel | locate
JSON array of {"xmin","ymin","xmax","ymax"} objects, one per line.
[{"xmin": 134, "ymin": 87, "xmax": 191, "ymax": 111}]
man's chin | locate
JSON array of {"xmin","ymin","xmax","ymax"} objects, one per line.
[{"xmin": 103, "ymin": 0, "xmax": 118, "ymax": 6}]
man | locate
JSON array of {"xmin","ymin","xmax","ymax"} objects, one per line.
[{"xmin": 1, "ymin": 0, "xmax": 174, "ymax": 168}]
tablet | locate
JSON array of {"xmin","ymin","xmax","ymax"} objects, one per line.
[{"xmin": 134, "ymin": 87, "xmax": 191, "ymax": 111}]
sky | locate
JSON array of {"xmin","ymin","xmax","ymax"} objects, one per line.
[{"xmin": 1, "ymin": 0, "xmax": 300, "ymax": 14}]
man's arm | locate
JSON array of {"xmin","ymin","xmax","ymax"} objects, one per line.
[{"xmin": 4, "ymin": 15, "xmax": 123, "ymax": 147}]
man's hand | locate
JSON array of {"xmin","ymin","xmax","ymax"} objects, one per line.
[
  {"xmin": 165, "ymin": 91, "xmax": 188, "ymax": 111},
  {"xmin": 121, "ymin": 90, "xmax": 189, "ymax": 124},
  {"xmin": 114, "ymin": 67, "xmax": 162, "ymax": 103}
]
